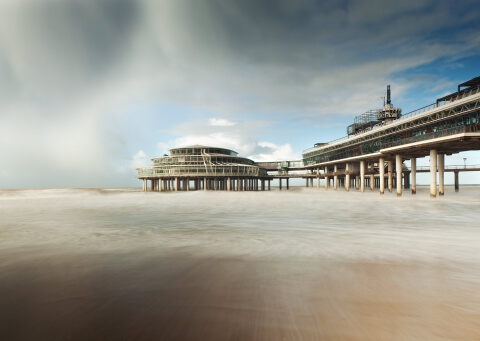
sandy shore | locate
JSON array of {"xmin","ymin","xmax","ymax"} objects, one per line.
[
  {"xmin": 1, "ymin": 248, "xmax": 480, "ymax": 340},
  {"xmin": 1, "ymin": 188, "xmax": 480, "ymax": 340}
]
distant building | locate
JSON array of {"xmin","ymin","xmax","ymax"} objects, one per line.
[{"xmin": 137, "ymin": 145, "xmax": 271, "ymax": 191}]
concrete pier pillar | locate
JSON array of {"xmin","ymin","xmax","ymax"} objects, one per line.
[
  {"xmin": 395, "ymin": 154, "xmax": 402, "ymax": 196},
  {"xmin": 369, "ymin": 174, "xmax": 374, "ymax": 191},
  {"xmin": 324, "ymin": 166, "xmax": 329, "ymax": 190},
  {"xmin": 387, "ymin": 161, "xmax": 393, "ymax": 192},
  {"xmin": 333, "ymin": 165, "xmax": 338, "ymax": 190},
  {"xmin": 454, "ymin": 171, "xmax": 459, "ymax": 192},
  {"xmin": 355, "ymin": 175, "xmax": 359, "ymax": 190},
  {"xmin": 306, "ymin": 178, "xmax": 309, "ymax": 187},
  {"xmin": 175, "ymin": 177, "xmax": 179, "ymax": 191},
  {"xmin": 279, "ymin": 178, "xmax": 282, "ymax": 190},
  {"xmin": 438, "ymin": 153, "xmax": 445, "ymax": 196},
  {"xmin": 227, "ymin": 177, "xmax": 231, "ymax": 191},
  {"xmin": 345, "ymin": 163, "xmax": 350, "ymax": 191},
  {"xmin": 379, "ymin": 158, "xmax": 385, "ymax": 194},
  {"xmin": 204, "ymin": 177, "xmax": 207, "ymax": 191},
  {"xmin": 360, "ymin": 161, "xmax": 365, "ymax": 192},
  {"xmin": 403, "ymin": 172, "xmax": 410, "ymax": 189},
  {"xmin": 286, "ymin": 178, "xmax": 290, "ymax": 190},
  {"xmin": 430, "ymin": 149, "xmax": 437, "ymax": 198},
  {"xmin": 411, "ymin": 158, "xmax": 416, "ymax": 194}
]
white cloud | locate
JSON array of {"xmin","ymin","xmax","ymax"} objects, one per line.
[
  {"xmin": 248, "ymin": 142, "xmax": 298, "ymax": 162},
  {"xmin": 156, "ymin": 142, "xmax": 170, "ymax": 155},
  {"xmin": 208, "ymin": 118, "xmax": 237, "ymax": 126},
  {"xmin": 116, "ymin": 150, "xmax": 148, "ymax": 173},
  {"xmin": 159, "ymin": 117, "xmax": 300, "ymax": 162}
]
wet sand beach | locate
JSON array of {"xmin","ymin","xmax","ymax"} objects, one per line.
[{"xmin": 1, "ymin": 187, "xmax": 480, "ymax": 340}]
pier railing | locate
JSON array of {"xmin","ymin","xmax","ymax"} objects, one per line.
[
  {"xmin": 380, "ymin": 126, "xmax": 467, "ymax": 149},
  {"xmin": 137, "ymin": 165, "xmax": 268, "ymax": 178},
  {"xmin": 414, "ymin": 165, "xmax": 480, "ymax": 171}
]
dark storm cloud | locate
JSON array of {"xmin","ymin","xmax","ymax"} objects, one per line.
[
  {"xmin": 1, "ymin": 0, "xmax": 479, "ymax": 115},
  {"xmin": 0, "ymin": 0, "xmax": 141, "ymax": 108},
  {"xmin": 143, "ymin": 0, "xmax": 479, "ymax": 113}
]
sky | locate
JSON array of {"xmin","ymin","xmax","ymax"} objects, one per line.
[{"xmin": 1, "ymin": 0, "xmax": 480, "ymax": 188}]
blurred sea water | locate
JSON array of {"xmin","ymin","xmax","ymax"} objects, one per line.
[{"xmin": 1, "ymin": 187, "xmax": 480, "ymax": 340}]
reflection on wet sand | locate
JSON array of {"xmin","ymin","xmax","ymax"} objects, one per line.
[
  {"xmin": 2, "ymin": 252, "xmax": 480, "ymax": 340},
  {"xmin": 1, "ymin": 188, "xmax": 480, "ymax": 340}
]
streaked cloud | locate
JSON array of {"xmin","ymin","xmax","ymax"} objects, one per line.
[{"xmin": 0, "ymin": 0, "xmax": 479, "ymax": 187}]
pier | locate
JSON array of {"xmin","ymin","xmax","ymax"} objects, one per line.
[
  {"xmin": 138, "ymin": 77, "xmax": 480, "ymax": 196},
  {"xmin": 299, "ymin": 77, "xmax": 480, "ymax": 197}
]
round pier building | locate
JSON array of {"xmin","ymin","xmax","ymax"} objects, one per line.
[{"xmin": 137, "ymin": 145, "xmax": 271, "ymax": 191}]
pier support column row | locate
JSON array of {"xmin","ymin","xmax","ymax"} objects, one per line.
[{"xmin": 143, "ymin": 178, "xmax": 272, "ymax": 192}]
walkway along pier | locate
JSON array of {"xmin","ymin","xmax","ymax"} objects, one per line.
[{"xmin": 138, "ymin": 76, "xmax": 480, "ymax": 197}]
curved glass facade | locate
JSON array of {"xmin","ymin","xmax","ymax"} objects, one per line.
[{"xmin": 137, "ymin": 145, "xmax": 267, "ymax": 178}]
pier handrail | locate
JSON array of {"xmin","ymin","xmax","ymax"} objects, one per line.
[{"xmin": 413, "ymin": 165, "xmax": 480, "ymax": 171}]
